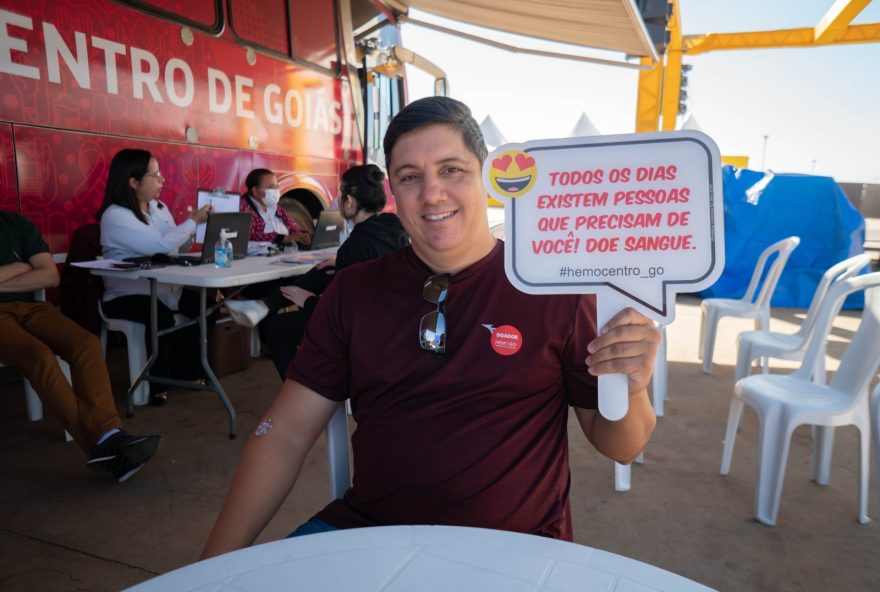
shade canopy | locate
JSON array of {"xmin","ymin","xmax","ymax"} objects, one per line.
[{"xmin": 381, "ymin": 0, "xmax": 657, "ymax": 58}]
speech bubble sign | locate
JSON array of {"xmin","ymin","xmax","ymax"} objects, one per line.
[{"xmin": 484, "ymin": 131, "xmax": 724, "ymax": 419}]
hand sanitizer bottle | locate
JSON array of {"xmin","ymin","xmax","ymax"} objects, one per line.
[{"xmin": 214, "ymin": 228, "xmax": 233, "ymax": 268}]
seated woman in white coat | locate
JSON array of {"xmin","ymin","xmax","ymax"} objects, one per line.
[{"xmin": 96, "ymin": 148, "xmax": 212, "ymax": 406}]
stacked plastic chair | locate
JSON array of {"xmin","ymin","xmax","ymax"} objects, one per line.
[
  {"xmin": 721, "ymin": 272, "xmax": 880, "ymax": 525},
  {"xmin": 699, "ymin": 236, "xmax": 800, "ymax": 373},
  {"xmin": 734, "ymin": 254, "xmax": 870, "ymax": 384}
]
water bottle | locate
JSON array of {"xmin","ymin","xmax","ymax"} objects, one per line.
[{"xmin": 214, "ymin": 228, "xmax": 234, "ymax": 268}]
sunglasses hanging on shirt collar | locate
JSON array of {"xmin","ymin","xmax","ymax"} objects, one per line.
[{"xmin": 419, "ymin": 273, "xmax": 450, "ymax": 354}]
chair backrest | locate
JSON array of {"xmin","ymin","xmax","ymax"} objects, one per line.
[
  {"xmin": 742, "ymin": 236, "xmax": 800, "ymax": 306},
  {"xmin": 795, "ymin": 272, "xmax": 880, "ymax": 399},
  {"xmin": 59, "ymin": 223, "xmax": 103, "ymax": 335},
  {"xmin": 795, "ymin": 253, "xmax": 872, "ymax": 340},
  {"xmin": 326, "ymin": 403, "xmax": 351, "ymax": 500}
]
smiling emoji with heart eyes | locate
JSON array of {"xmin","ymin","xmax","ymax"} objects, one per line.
[{"xmin": 488, "ymin": 150, "xmax": 538, "ymax": 198}]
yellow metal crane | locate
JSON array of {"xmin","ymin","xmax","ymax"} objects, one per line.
[{"xmin": 636, "ymin": 0, "xmax": 880, "ymax": 133}]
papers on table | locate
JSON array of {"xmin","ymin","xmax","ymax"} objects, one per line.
[
  {"xmin": 196, "ymin": 189, "xmax": 239, "ymax": 242},
  {"xmin": 280, "ymin": 249, "xmax": 337, "ymax": 265},
  {"xmin": 247, "ymin": 241, "xmax": 274, "ymax": 256},
  {"xmin": 70, "ymin": 259, "xmax": 144, "ymax": 270}
]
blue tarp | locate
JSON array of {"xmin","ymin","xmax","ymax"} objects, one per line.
[{"xmin": 696, "ymin": 166, "xmax": 866, "ymax": 308}]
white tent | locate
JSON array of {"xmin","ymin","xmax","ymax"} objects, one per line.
[
  {"xmin": 570, "ymin": 112, "xmax": 601, "ymax": 137},
  {"xmin": 679, "ymin": 114, "xmax": 704, "ymax": 132},
  {"xmin": 480, "ymin": 115, "xmax": 508, "ymax": 150}
]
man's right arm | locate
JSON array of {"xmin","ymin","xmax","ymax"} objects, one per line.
[
  {"xmin": 0, "ymin": 253, "xmax": 60, "ymax": 293},
  {"xmin": 0, "ymin": 261, "xmax": 33, "ymax": 286},
  {"xmin": 200, "ymin": 380, "xmax": 339, "ymax": 560}
]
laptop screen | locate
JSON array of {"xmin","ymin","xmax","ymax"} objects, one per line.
[
  {"xmin": 202, "ymin": 212, "xmax": 252, "ymax": 261},
  {"xmin": 309, "ymin": 210, "xmax": 347, "ymax": 250}
]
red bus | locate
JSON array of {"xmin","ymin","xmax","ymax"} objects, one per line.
[{"xmin": 0, "ymin": 0, "xmax": 408, "ymax": 254}]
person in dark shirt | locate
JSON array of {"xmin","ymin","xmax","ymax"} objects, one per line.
[
  {"xmin": 226, "ymin": 164, "xmax": 408, "ymax": 377},
  {"xmin": 201, "ymin": 97, "xmax": 659, "ymax": 559},
  {"xmin": 0, "ymin": 212, "xmax": 160, "ymax": 482}
]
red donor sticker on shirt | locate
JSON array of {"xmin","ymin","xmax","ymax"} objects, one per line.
[{"xmin": 490, "ymin": 324, "xmax": 523, "ymax": 356}]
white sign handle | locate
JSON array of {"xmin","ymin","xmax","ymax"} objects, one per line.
[{"xmin": 597, "ymin": 292, "xmax": 629, "ymax": 421}]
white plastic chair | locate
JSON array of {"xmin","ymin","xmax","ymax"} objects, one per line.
[
  {"xmin": 98, "ymin": 301, "xmax": 150, "ymax": 406},
  {"xmin": 734, "ymin": 254, "xmax": 870, "ymax": 383},
  {"xmin": 720, "ymin": 272, "xmax": 880, "ymax": 525},
  {"xmin": 699, "ymin": 236, "xmax": 800, "ymax": 373},
  {"xmin": 327, "ymin": 402, "xmax": 352, "ymax": 500},
  {"xmin": 250, "ymin": 327, "xmax": 261, "ymax": 358},
  {"xmin": 871, "ymin": 382, "xmax": 880, "ymax": 504}
]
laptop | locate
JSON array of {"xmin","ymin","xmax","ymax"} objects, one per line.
[
  {"xmin": 178, "ymin": 212, "xmax": 253, "ymax": 264},
  {"xmin": 302, "ymin": 210, "xmax": 346, "ymax": 251}
]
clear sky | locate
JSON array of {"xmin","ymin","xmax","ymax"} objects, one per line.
[{"xmin": 400, "ymin": 0, "xmax": 880, "ymax": 183}]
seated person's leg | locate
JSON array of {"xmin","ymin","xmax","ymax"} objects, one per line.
[
  {"xmin": 2, "ymin": 304, "xmax": 160, "ymax": 481},
  {"xmin": 22, "ymin": 303, "xmax": 122, "ymax": 445},
  {"xmin": 263, "ymin": 308, "xmax": 312, "ymax": 379},
  {"xmin": 225, "ymin": 267, "xmax": 333, "ymax": 329},
  {"xmin": 0, "ymin": 304, "xmax": 93, "ymax": 452}
]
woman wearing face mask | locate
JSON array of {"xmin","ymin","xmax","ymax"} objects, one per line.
[{"xmin": 240, "ymin": 169, "xmax": 311, "ymax": 246}]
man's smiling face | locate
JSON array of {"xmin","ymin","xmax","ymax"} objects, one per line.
[{"xmin": 389, "ymin": 124, "xmax": 494, "ymax": 273}]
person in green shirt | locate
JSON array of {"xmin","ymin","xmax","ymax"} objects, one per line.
[{"xmin": 0, "ymin": 211, "xmax": 160, "ymax": 482}]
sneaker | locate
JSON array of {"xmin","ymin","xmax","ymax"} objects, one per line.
[
  {"xmin": 149, "ymin": 391, "xmax": 168, "ymax": 406},
  {"xmin": 87, "ymin": 431, "xmax": 161, "ymax": 483},
  {"xmin": 225, "ymin": 299, "xmax": 269, "ymax": 327}
]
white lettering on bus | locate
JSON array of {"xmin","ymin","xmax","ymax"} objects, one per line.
[
  {"xmin": 0, "ymin": 9, "xmax": 39, "ymax": 79},
  {"xmin": 208, "ymin": 67, "xmax": 232, "ymax": 113},
  {"xmin": 330, "ymin": 100, "xmax": 342, "ymax": 134},
  {"xmin": 234, "ymin": 75, "xmax": 255, "ymax": 119},
  {"xmin": 284, "ymin": 89, "xmax": 303, "ymax": 127},
  {"xmin": 91, "ymin": 36, "xmax": 126, "ymax": 94},
  {"xmin": 44, "ymin": 23, "xmax": 90, "ymax": 88},
  {"xmin": 312, "ymin": 89, "xmax": 329, "ymax": 132},
  {"xmin": 130, "ymin": 47, "xmax": 163, "ymax": 102},
  {"xmin": 0, "ymin": 7, "xmax": 346, "ymax": 136},
  {"xmin": 165, "ymin": 58, "xmax": 194, "ymax": 107},
  {"xmin": 264, "ymin": 83, "xmax": 282, "ymax": 124}
]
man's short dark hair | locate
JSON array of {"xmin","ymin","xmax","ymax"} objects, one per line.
[{"xmin": 383, "ymin": 96, "xmax": 488, "ymax": 169}]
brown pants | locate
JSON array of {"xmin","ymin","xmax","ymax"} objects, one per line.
[{"xmin": 0, "ymin": 301, "xmax": 122, "ymax": 455}]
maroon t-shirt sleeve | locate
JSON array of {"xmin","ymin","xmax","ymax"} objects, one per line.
[
  {"xmin": 287, "ymin": 277, "xmax": 351, "ymax": 402},
  {"xmin": 561, "ymin": 294, "xmax": 599, "ymax": 409}
]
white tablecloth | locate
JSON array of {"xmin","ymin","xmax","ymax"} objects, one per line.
[{"xmin": 128, "ymin": 525, "xmax": 714, "ymax": 591}]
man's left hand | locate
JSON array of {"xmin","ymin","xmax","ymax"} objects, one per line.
[{"xmin": 585, "ymin": 307, "xmax": 660, "ymax": 395}]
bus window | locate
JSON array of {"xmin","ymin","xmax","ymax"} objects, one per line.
[
  {"xmin": 122, "ymin": 0, "xmax": 221, "ymax": 31},
  {"xmin": 229, "ymin": 0, "xmax": 290, "ymax": 56},
  {"xmin": 290, "ymin": 0, "xmax": 339, "ymax": 73}
]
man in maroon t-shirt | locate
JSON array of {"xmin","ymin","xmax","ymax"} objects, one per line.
[{"xmin": 202, "ymin": 97, "xmax": 659, "ymax": 559}]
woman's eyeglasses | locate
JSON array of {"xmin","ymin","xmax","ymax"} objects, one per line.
[
  {"xmin": 420, "ymin": 273, "xmax": 450, "ymax": 354},
  {"xmin": 143, "ymin": 171, "xmax": 164, "ymax": 180}
]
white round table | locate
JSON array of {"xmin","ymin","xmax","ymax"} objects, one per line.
[{"xmin": 128, "ymin": 525, "xmax": 714, "ymax": 591}]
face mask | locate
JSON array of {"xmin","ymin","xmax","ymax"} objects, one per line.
[{"xmin": 262, "ymin": 188, "xmax": 280, "ymax": 207}]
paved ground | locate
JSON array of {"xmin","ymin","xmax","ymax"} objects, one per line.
[{"xmin": 1, "ymin": 295, "xmax": 878, "ymax": 592}]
